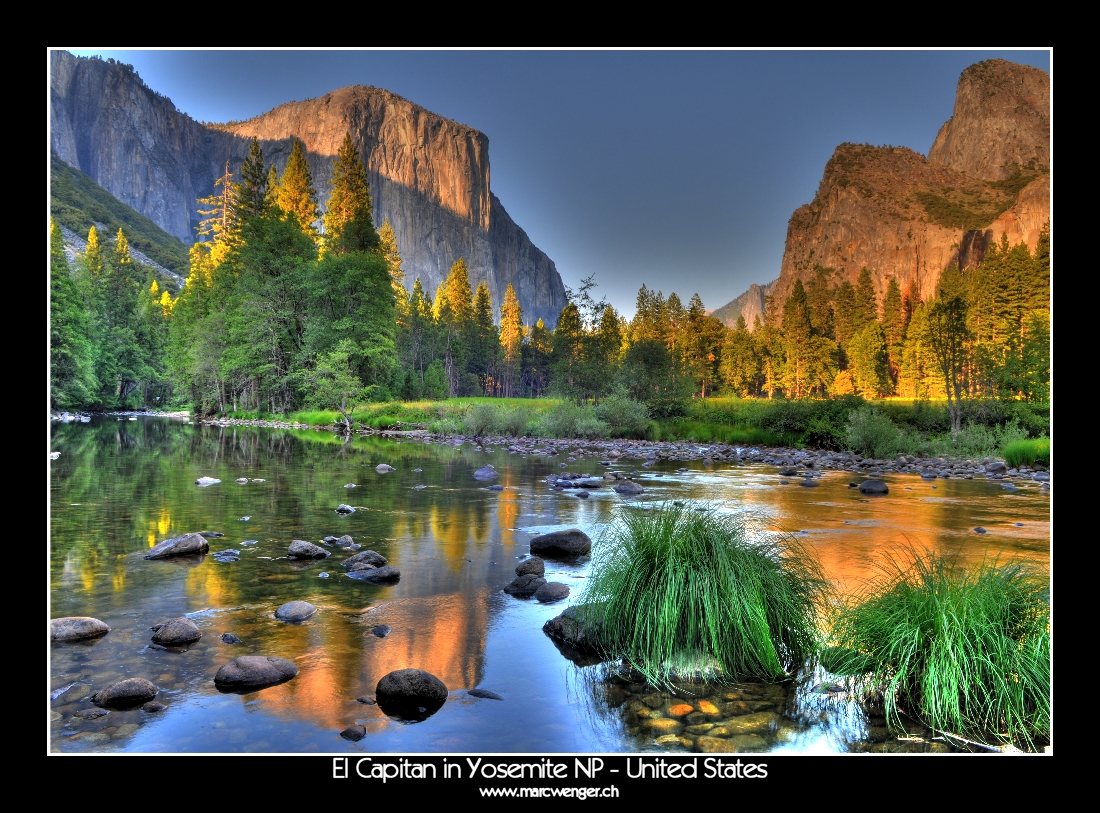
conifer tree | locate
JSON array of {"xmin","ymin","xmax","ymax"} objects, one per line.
[
  {"xmin": 196, "ymin": 161, "xmax": 236, "ymax": 255},
  {"xmin": 525, "ymin": 317, "xmax": 552, "ymax": 397},
  {"xmin": 324, "ymin": 132, "xmax": 378, "ymax": 254},
  {"xmin": 881, "ymin": 277, "xmax": 905, "ymax": 388},
  {"xmin": 277, "ymin": 138, "xmax": 320, "ymax": 238},
  {"xmin": 50, "ymin": 221, "xmax": 96, "ymax": 407},
  {"xmin": 378, "ymin": 219, "xmax": 408, "ymax": 316},
  {"xmin": 927, "ymin": 264, "xmax": 971, "ymax": 435},
  {"xmin": 235, "ymin": 138, "xmax": 268, "ymax": 222},
  {"xmin": 470, "ymin": 281, "xmax": 498, "ymax": 394},
  {"xmin": 499, "ymin": 283, "xmax": 524, "ymax": 397},
  {"xmin": 721, "ymin": 314, "xmax": 760, "ymax": 397},
  {"xmin": 781, "ymin": 280, "xmax": 813, "ymax": 398},
  {"xmin": 853, "ymin": 266, "xmax": 878, "ymax": 331},
  {"xmin": 848, "ymin": 322, "xmax": 891, "ymax": 397},
  {"xmin": 84, "ymin": 225, "xmax": 103, "ymax": 277},
  {"xmin": 833, "ymin": 279, "xmax": 857, "ymax": 350}
]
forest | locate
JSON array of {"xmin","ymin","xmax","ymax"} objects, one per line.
[{"xmin": 50, "ymin": 135, "xmax": 1051, "ymax": 441}]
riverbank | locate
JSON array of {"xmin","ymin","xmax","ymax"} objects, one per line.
[{"xmin": 195, "ymin": 415, "xmax": 1050, "ymax": 485}]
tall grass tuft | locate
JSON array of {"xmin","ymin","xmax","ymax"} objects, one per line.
[
  {"xmin": 1003, "ymin": 437, "xmax": 1050, "ymax": 468},
  {"xmin": 829, "ymin": 548, "xmax": 1050, "ymax": 749},
  {"xmin": 580, "ymin": 504, "xmax": 829, "ymax": 686}
]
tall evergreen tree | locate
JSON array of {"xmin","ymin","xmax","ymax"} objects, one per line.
[
  {"xmin": 277, "ymin": 138, "xmax": 321, "ymax": 238},
  {"xmin": 927, "ymin": 264, "xmax": 971, "ymax": 435},
  {"xmin": 50, "ymin": 222, "xmax": 96, "ymax": 407},
  {"xmin": 781, "ymin": 280, "xmax": 813, "ymax": 398},
  {"xmin": 499, "ymin": 283, "xmax": 523, "ymax": 397},
  {"xmin": 469, "ymin": 281, "xmax": 498, "ymax": 394},
  {"xmin": 721, "ymin": 314, "xmax": 760, "ymax": 397},
  {"xmin": 378, "ymin": 218, "xmax": 408, "ymax": 316},
  {"xmin": 324, "ymin": 133, "xmax": 378, "ymax": 254},
  {"xmin": 235, "ymin": 138, "xmax": 268, "ymax": 223},
  {"xmin": 833, "ymin": 279, "xmax": 857, "ymax": 350},
  {"xmin": 853, "ymin": 266, "xmax": 879, "ymax": 332}
]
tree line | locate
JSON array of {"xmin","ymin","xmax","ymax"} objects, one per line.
[{"xmin": 50, "ymin": 134, "xmax": 1050, "ymax": 430}]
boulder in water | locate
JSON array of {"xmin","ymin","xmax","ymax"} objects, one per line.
[
  {"xmin": 144, "ymin": 533, "xmax": 209, "ymax": 560},
  {"xmin": 92, "ymin": 678, "xmax": 158, "ymax": 708},
  {"xmin": 531, "ymin": 528, "xmax": 592, "ymax": 557},
  {"xmin": 150, "ymin": 617, "xmax": 202, "ymax": 646},
  {"xmin": 288, "ymin": 540, "xmax": 330, "ymax": 559},
  {"xmin": 51, "ymin": 616, "xmax": 111, "ymax": 642},
  {"xmin": 214, "ymin": 656, "xmax": 299, "ymax": 690},
  {"xmin": 275, "ymin": 601, "xmax": 317, "ymax": 622}
]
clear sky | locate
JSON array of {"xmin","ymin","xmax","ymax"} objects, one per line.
[{"xmin": 64, "ymin": 48, "xmax": 1051, "ymax": 317}]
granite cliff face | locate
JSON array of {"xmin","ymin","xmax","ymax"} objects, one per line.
[
  {"xmin": 710, "ymin": 280, "xmax": 777, "ymax": 329},
  {"xmin": 49, "ymin": 51, "xmax": 567, "ymax": 326},
  {"xmin": 717, "ymin": 58, "xmax": 1050, "ymax": 324}
]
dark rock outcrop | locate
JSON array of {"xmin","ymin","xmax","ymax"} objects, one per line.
[
  {"xmin": 542, "ymin": 605, "xmax": 607, "ymax": 665},
  {"xmin": 214, "ymin": 656, "xmax": 299, "ymax": 689},
  {"xmin": 50, "ymin": 616, "xmax": 111, "ymax": 642},
  {"xmin": 144, "ymin": 533, "xmax": 209, "ymax": 559}
]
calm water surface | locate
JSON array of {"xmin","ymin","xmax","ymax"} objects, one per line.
[{"xmin": 49, "ymin": 417, "xmax": 1050, "ymax": 753}]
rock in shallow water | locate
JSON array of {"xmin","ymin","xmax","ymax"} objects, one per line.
[
  {"xmin": 142, "ymin": 701, "xmax": 167, "ymax": 712},
  {"xmin": 336, "ymin": 504, "xmax": 355, "ymax": 514},
  {"xmin": 473, "ymin": 465, "xmax": 499, "ymax": 480},
  {"xmin": 372, "ymin": 625, "xmax": 392, "ymax": 638},
  {"xmin": 468, "ymin": 688, "xmax": 504, "ymax": 700},
  {"xmin": 375, "ymin": 669, "xmax": 448, "ymax": 720},
  {"xmin": 535, "ymin": 582, "xmax": 570, "ymax": 603},
  {"xmin": 347, "ymin": 565, "xmax": 401, "ymax": 583},
  {"xmin": 531, "ymin": 529, "xmax": 592, "ymax": 557},
  {"xmin": 92, "ymin": 678, "xmax": 158, "ymax": 708},
  {"xmin": 614, "ymin": 480, "xmax": 644, "ymax": 495},
  {"xmin": 51, "ymin": 616, "xmax": 111, "ymax": 642},
  {"xmin": 150, "ymin": 617, "xmax": 202, "ymax": 646},
  {"xmin": 342, "ymin": 550, "xmax": 388, "ymax": 569},
  {"xmin": 220, "ymin": 633, "xmax": 241, "ymax": 644},
  {"xmin": 275, "ymin": 601, "xmax": 317, "ymax": 621},
  {"xmin": 288, "ymin": 540, "xmax": 330, "ymax": 559},
  {"xmin": 144, "ymin": 533, "xmax": 209, "ymax": 560},
  {"xmin": 340, "ymin": 724, "xmax": 367, "ymax": 741},
  {"xmin": 503, "ymin": 574, "xmax": 546, "ymax": 595},
  {"xmin": 515, "ymin": 556, "xmax": 545, "ymax": 577},
  {"xmin": 376, "ymin": 464, "xmax": 395, "ymax": 474},
  {"xmin": 858, "ymin": 480, "xmax": 889, "ymax": 495},
  {"xmin": 214, "ymin": 656, "xmax": 299, "ymax": 689}
]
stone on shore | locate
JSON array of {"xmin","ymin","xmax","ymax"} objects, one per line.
[
  {"xmin": 214, "ymin": 656, "xmax": 299, "ymax": 689},
  {"xmin": 275, "ymin": 601, "xmax": 317, "ymax": 622},
  {"xmin": 288, "ymin": 540, "xmax": 330, "ymax": 559},
  {"xmin": 531, "ymin": 528, "xmax": 592, "ymax": 557},
  {"xmin": 51, "ymin": 616, "xmax": 111, "ymax": 642},
  {"xmin": 92, "ymin": 678, "xmax": 158, "ymax": 708},
  {"xmin": 144, "ymin": 533, "xmax": 209, "ymax": 559},
  {"xmin": 150, "ymin": 617, "xmax": 202, "ymax": 646}
]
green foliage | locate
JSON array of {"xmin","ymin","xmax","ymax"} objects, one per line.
[
  {"xmin": 49, "ymin": 153, "xmax": 189, "ymax": 274},
  {"xmin": 537, "ymin": 401, "xmax": 605, "ymax": 439},
  {"xmin": 580, "ymin": 504, "xmax": 829, "ymax": 686},
  {"xmin": 1002, "ymin": 438, "xmax": 1050, "ymax": 468},
  {"xmin": 829, "ymin": 549, "xmax": 1050, "ymax": 749},
  {"xmin": 913, "ymin": 189, "xmax": 1012, "ymax": 231},
  {"xmin": 846, "ymin": 406, "xmax": 905, "ymax": 458},
  {"xmin": 594, "ymin": 393, "xmax": 650, "ymax": 438}
]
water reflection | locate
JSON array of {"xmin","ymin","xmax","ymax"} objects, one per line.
[{"xmin": 50, "ymin": 418, "xmax": 1050, "ymax": 752}]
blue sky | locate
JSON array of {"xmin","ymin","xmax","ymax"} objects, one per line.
[{"xmin": 64, "ymin": 48, "xmax": 1051, "ymax": 317}]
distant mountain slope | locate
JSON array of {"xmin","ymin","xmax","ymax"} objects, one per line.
[
  {"xmin": 710, "ymin": 279, "xmax": 777, "ymax": 328},
  {"xmin": 50, "ymin": 152, "xmax": 189, "ymax": 277},
  {"xmin": 713, "ymin": 59, "xmax": 1049, "ymax": 326},
  {"xmin": 49, "ymin": 51, "xmax": 567, "ymax": 326}
]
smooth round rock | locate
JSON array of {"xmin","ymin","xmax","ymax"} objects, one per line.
[
  {"xmin": 51, "ymin": 616, "xmax": 111, "ymax": 642},
  {"xmin": 143, "ymin": 701, "xmax": 167, "ymax": 712},
  {"xmin": 214, "ymin": 656, "xmax": 299, "ymax": 689},
  {"xmin": 375, "ymin": 464, "xmax": 395, "ymax": 473},
  {"xmin": 858, "ymin": 480, "xmax": 889, "ymax": 495},
  {"xmin": 92, "ymin": 678, "xmax": 158, "ymax": 708},
  {"xmin": 220, "ymin": 633, "xmax": 241, "ymax": 644},
  {"xmin": 375, "ymin": 669, "xmax": 448, "ymax": 720},
  {"xmin": 485, "ymin": 484, "xmax": 504, "ymax": 491},
  {"xmin": 468, "ymin": 689, "xmax": 504, "ymax": 700},
  {"xmin": 372, "ymin": 625, "xmax": 392, "ymax": 638},
  {"xmin": 340, "ymin": 724, "xmax": 367, "ymax": 741},
  {"xmin": 144, "ymin": 532, "xmax": 209, "ymax": 560},
  {"xmin": 336, "ymin": 504, "xmax": 356, "ymax": 514},
  {"xmin": 534, "ymin": 582, "xmax": 571, "ymax": 603},
  {"xmin": 614, "ymin": 480, "xmax": 644, "ymax": 495},
  {"xmin": 288, "ymin": 540, "xmax": 330, "ymax": 559},
  {"xmin": 515, "ymin": 556, "xmax": 545, "ymax": 577},
  {"xmin": 531, "ymin": 528, "xmax": 592, "ymax": 557},
  {"xmin": 347, "ymin": 565, "xmax": 400, "ymax": 583},
  {"xmin": 473, "ymin": 465, "xmax": 499, "ymax": 480},
  {"xmin": 799, "ymin": 479, "xmax": 820, "ymax": 488},
  {"xmin": 342, "ymin": 550, "xmax": 388, "ymax": 569},
  {"xmin": 973, "ymin": 527, "xmax": 987, "ymax": 534},
  {"xmin": 275, "ymin": 601, "xmax": 317, "ymax": 622},
  {"xmin": 150, "ymin": 617, "xmax": 202, "ymax": 646}
]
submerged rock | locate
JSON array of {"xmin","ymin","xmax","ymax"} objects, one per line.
[
  {"xmin": 336, "ymin": 504, "xmax": 356, "ymax": 514},
  {"xmin": 485, "ymin": 484, "xmax": 504, "ymax": 491},
  {"xmin": 288, "ymin": 540, "xmax": 330, "ymax": 559},
  {"xmin": 275, "ymin": 601, "xmax": 317, "ymax": 621},
  {"xmin": 340, "ymin": 724, "xmax": 367, "ymax": 741},
  {"xmin": 92, "ymin": 678, "xmax": 158, "ymax": 708},
  {"xmin": 542, "ymin": 605, "xmax": 606, "ymax": 665},
  {"xmin": 214, "ymin": 656, "xmax": 299, "ymax": 689},
  {"xmin": 531, "ymin": 528, "xmax": 592, "ymax": 557},
  {"xmin": 371, "ymin": 625, "xmax": 392, "ymax": 638},
  {"xmin": 51, "ymin": 616, "xmax": 111, "ymax": 642},
  {"xmin": 142, "ymin": 701, "xmax": 167, "ymax": 712},
  {"xmin": 473, "ymin": 465, "xmax": 499, "ymax": 480},
  {"xmin": 195, "ymin": 477, "xmax": 221, "ymax": 486},
  {"xmin": 468, "ymin": 688, "xmax": 504, "ymax": 700},
  {"xmin": 614, "ymin": 480, "xmax": 644, "ymax": 496},
  {"xmin": 144, "ymin": 533, "xmax": 209, "ymax": 560},
  {"xmin": 198, "ymin": 531, "xmax": 225, "ymax": 538},
  {"xmin": 376, "ymin": 464, "xmax": 395, "ymax": 473},
  {"xmin": 799, "ymin": 479, "xmax": 820, "ymax": 488},
  {"xmin": 221, "ymin": 633, "xmax": 241, "ymax": 644},
  {"xmin": 150, "ymin": 617, "xmax": 202, "ymax": 646}
]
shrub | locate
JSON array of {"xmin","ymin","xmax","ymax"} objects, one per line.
[
  {"xmin": 429, "ymin": 417, "xmax": 463, "ymax": 436},
  {"xmin": 829, "ymin": 549, "xmax": 1050, "ymax": 750},
  {"xmin": 846, "ymin": 407, "xmax": 904, "ymax": 458},
  {"xmin": 496, "ymin": 406, "xmax": 531, "ymax": 437},
  {"xmin": 1003, "ymin": 437, "xmax": 1051, "ymax": 468},
  {"xmin": 579, "ymin": 504, "xmax": 829, "ymax": 686},
  {"xmin": 575, "ymin": 416, "xmax": 611, "ymax": 439},
  {"xmin": 464, "ymin": 403, "xmax": 497, "ymax": 436},
  {"xmin": 595, "ymin": 394, "xmax": 650, "ymax": 438},
  {"xmin": 538, "ymin": 402, "xmax": 597, "ymax": 438}
]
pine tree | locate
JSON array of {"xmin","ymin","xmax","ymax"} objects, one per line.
[
  {"xmin": 781, "ymin": 280, "xmax": 813, "ymax": 398},
  {"xmin": 277, "ymin": 138, "xmax": 320, "ymax": 238},
  {"xmin": 833, "ymin": 279, "xmax": 857, "ymax": 350},
  {"xmin": 470, "ymin": 281, "xmax": 498, "ymax": 394},
  {"xmin": 927, "ymin": 264, "xmax": 971, "ymax": 435},
  {"xmin": 377, "ymin": 218, "xmax": 408, "ymax": 316},
  {"xmin": 721, "ymin": 314, "xmax": 760, "ymax": 397},
  {"xmin": 848, "ymin": 322, "xmax": 892, "ymax": 397},
  {"xmin": 324, "ymin": 132, "xmax": 378, "ymax": 254},
  {"xmin": 499, "ymin": 283, "xmax": 524, "ymax": 397},
  {"xmin": 84, "ymin": 225, "xmax": 103, "ymax": 277},
  {"xmin": 196, "ymin": 161, "xmax": 236, "ymax": 256},
  {"xmin": 235, "ymin": 137, "xmax": 268, "ymax": 222},
  {"xmin": 551, "ymin": 302, "xmax": 584, "ymax": 402},
  {"xmin": 50, "ymin": 221, "xmax": 96, "ymax": 407},
  {"xmin": 881, "ymin": 277, "xmax": 905, "ymax": 389},
  {"xmin": 853, "ymin": 267, "xmax": 878, "ymax": 331},
  {"xmin": 524, "ymin": 317, "xmax": 552, "ymax": 397},
  {"xmin": 806, "ymin": 265, "xmax": 836, "ymax": 338}
]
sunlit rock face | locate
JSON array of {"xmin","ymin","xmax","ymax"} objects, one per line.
[
  {"xmin": 715, "ymin": 59, "xmax": 1049, "ymax": 327},
  {"xmin": 49, "ymin": 51, "xmax": 567, "ymax": 327}
]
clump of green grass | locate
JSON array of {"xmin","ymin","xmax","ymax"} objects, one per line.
[
  {"xmin": 579, "ymin": 504, "xmax": 829, "ymax": 687},
  {"xmin": 291, "ymin": 409, "xmax": 343, "ymax": 426},
  {"xmin": 829, "ymin": 549, "xmax": 1050, "ymax": 750},
  {"xmin": 1003, "ymin": 438, "xmax": 1050, "ymax": 468}
]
